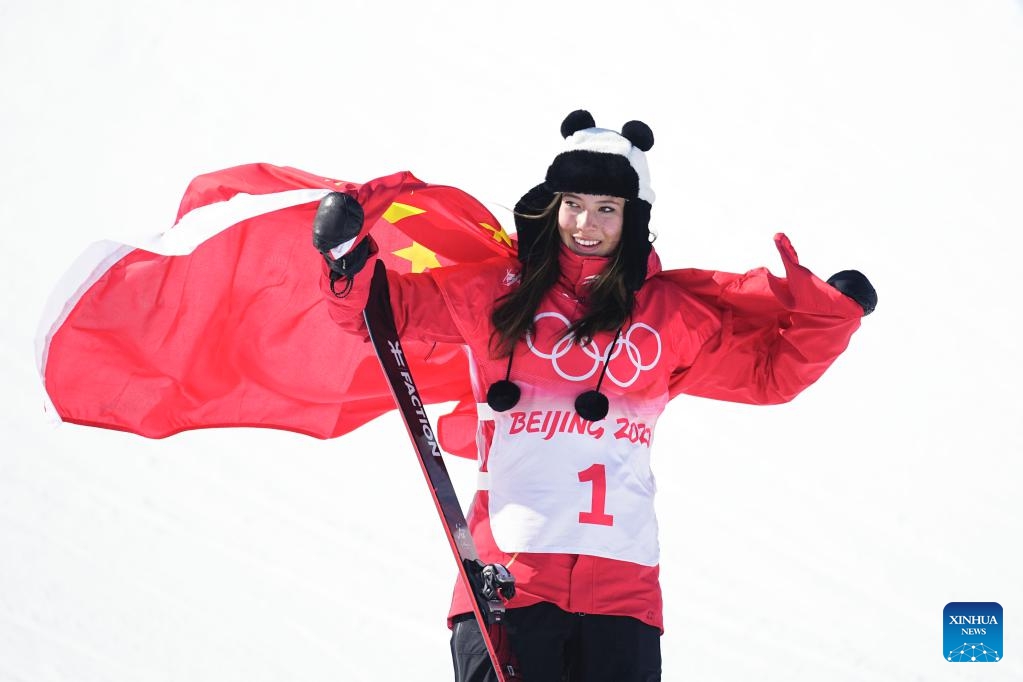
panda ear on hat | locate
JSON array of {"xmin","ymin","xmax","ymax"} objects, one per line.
[
  {"xmin": 560, "ymin": 110, "xmax": 597, "ymax": 138},
  {"xmin": 621, "ymin": 120, "xmax": 654, "ymax": 152}
]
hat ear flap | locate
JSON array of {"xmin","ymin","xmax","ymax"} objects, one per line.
[
  {"xmin": 514, "ymin": 183, "xmax": 558, "ymax": 267},
  {"xmin": 620, "ymin": 200, "xmax": 653, "ymax": 292},
  {"xmin": 561, "ymin": 110, "xmax": 596, "ymax": 138},
  {"xmin": 621, "ymin": 120, "xmax": 654, "ymax": 151}
]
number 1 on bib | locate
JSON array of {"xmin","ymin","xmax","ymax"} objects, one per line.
[{"xmin": 578, "ymin": 463, "xmax": 615, "ymax": 526}]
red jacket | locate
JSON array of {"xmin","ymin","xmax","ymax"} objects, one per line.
[{"xmin": 324, "ymin": 234, "xmax": 863, "ymax": 632}]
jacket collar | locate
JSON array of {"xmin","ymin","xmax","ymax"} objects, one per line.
[{"xmin": 556, "ymin": 244, "xmax": 662, "ymax": 299}]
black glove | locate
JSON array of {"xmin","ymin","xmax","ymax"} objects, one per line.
[
  {"xmin": 312, "ymin": 192, "xmax": 371, "ymax": 296},
  {"xmin": 826, "ymin": 270, "xmax": 877, "ymax": 315}
]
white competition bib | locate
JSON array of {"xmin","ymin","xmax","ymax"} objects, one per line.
[{"xmin": 485, "ymin": 397, "xmax": 662, "ymax": 567}]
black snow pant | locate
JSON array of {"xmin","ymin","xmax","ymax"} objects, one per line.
[{"xmin": 450, "ymin": 601, "xmax": 661, "ymax": 682}]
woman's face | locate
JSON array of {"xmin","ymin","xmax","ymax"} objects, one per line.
[{"xmin": 557, "ymin": 193, "xmax": 626, "ymax": 257}]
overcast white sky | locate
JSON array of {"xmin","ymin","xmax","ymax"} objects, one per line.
[{"xmin": 3, "ymin": 1, "xmax": 1023, "ymax": 680}]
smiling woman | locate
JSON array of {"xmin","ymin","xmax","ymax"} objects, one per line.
[{"xmin": 309, "ymin": 108, "xmax": 876, "ymax": 682}]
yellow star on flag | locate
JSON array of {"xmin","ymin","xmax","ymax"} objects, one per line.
[
  {"xmin": 383, "ymin": 202, "xmax": 426, "ymax": 224},
  {"xmin": 393, "ymin": 242, "xmax": 441, "ymax": 273},
  {"xmin": 480, "ymin": 222, "xmax": 512, "ymax": 247}
]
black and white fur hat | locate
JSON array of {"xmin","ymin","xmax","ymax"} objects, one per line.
[
  {"xmin": 515, "ymin": 109, "xmax": 656, "ymax": 291},
  {"xmin": 545, "ymin": 109, "xmax": 655, "ymax": 204}
]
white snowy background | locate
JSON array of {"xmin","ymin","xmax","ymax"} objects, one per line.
[{"xmin": 2, "ymin": 0, "xmax": 1022, "ymax": 680}]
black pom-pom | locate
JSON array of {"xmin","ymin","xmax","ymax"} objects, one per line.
[
  {"xmin": 574, "ymin": 390, "xmax": 609, "ymax": 422},
  {"xmin": 487, "ymin": 380, "xmax": 521, "ymax": 412},
  {"xmin": 561, "ymin": 110, "xmax": 596, "ymax": 138},
  {"xmin": 621, "ymin": 120, "xmax": 654, "ymax": 151}
]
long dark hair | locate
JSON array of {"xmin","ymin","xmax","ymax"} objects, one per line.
[{"xmin": 490, "ymin": 196, "xmax": 636, "ymax": 357}]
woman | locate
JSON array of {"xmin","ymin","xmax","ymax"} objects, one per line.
[{"xmin": 312, "ymin": 110, "xmax": 876, "ymax": 681}]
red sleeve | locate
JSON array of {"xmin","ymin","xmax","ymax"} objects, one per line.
[
  {"xmin": 318, "ymin": 256, "xmax": 514, "ymax": 460},
  {"xmin": 668, "ymin": 234, "xmax": 864, "ymax": 405},
  {"xmin": 317, "ymin": 254, "xmax": 475, "ymax": 445},
  {"xmin": 318, "ymin": 257, "xmax": 373, "ymax": 339},
  {"xmin": 318, "ymin": 252, "xmax": 465, "ymax": 344}
]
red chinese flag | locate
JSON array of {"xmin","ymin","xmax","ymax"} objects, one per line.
[{"xmin": 37, "ymin": 163, "xmax": 516, "ymax": 440}]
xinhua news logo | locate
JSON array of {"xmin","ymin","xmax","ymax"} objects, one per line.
[{"xmin": 944, "ymin": 602, "xmax": 1002, "ymax": 662}]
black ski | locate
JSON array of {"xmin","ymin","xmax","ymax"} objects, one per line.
[{"xmin": 362, "ymin": 260, "xmax": 515, "ymax": 680}]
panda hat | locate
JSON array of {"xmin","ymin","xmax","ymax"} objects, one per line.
[
  {"xmin": 515, "ymin": 109, "xmax": 656, "ymax": 291},
  {"xmin": 545, "ymin": 109, "xmax": 655, "ymax": 204}
]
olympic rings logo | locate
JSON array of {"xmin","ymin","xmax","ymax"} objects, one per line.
[{"xmin": 525, "ymin": 312, "xmax": 662, "ymax": 387}]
